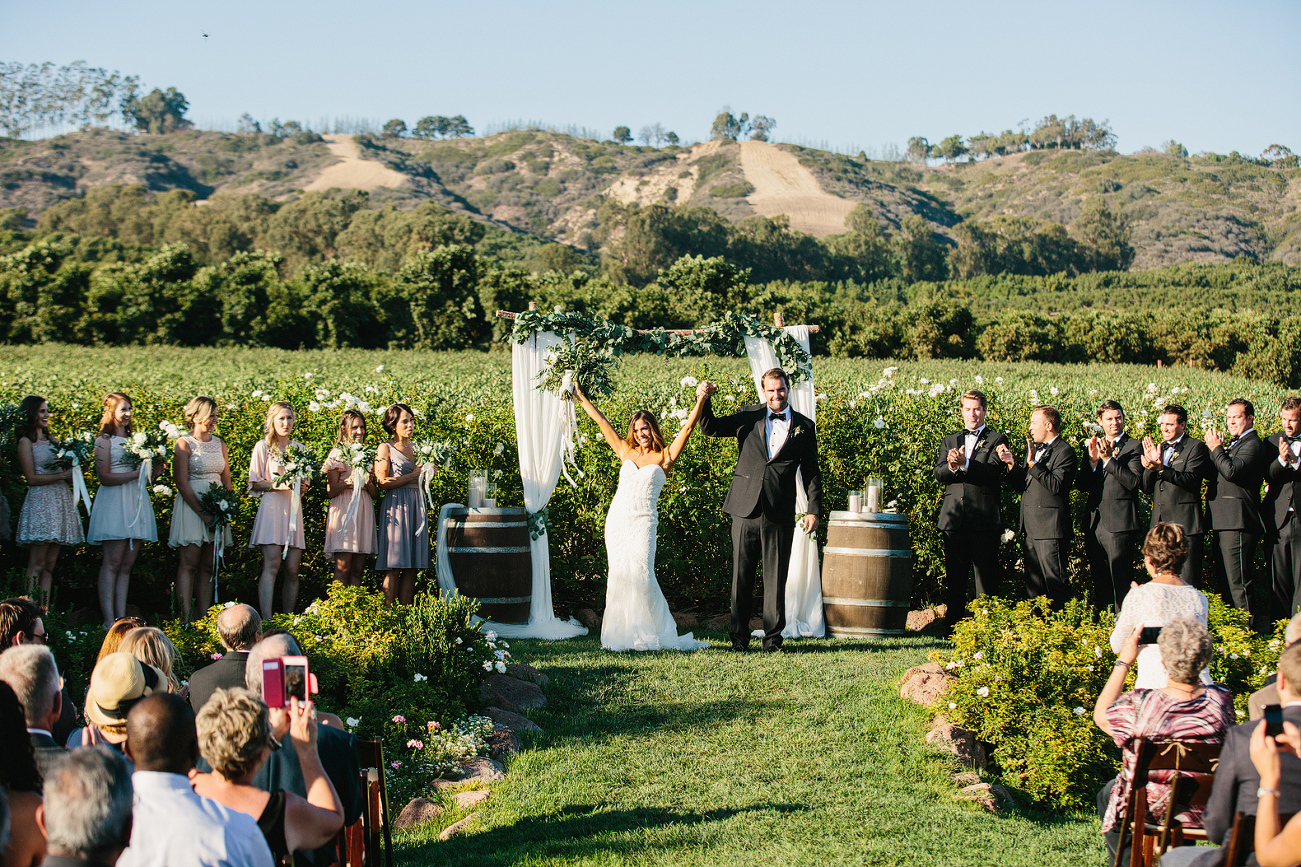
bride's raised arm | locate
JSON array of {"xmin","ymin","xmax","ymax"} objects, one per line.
[
  {"xmin": 663, "ymin": 390, "xmax": 709, "ymax": 469},
  {"xmin": 574, "ymin": 384, "xmax": 630, "ymax": 459}
]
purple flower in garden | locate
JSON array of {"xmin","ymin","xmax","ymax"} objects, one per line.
[
  {"xmin": 390, "ymin": 761, "xmax": 402, "ymax": 770},
  {"xmin": 392, "ymin": 715, "xmax": 406, "ymax": 724},
  {"xmin": 210, "ymin": 653, "xmax": 223, "ymax": 660}
]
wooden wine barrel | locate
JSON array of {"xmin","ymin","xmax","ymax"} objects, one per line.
[
  {"xmin": 443, "ymin": 507, "xmax": 532, "ymax": 623},
  {"xmin": 822, "ymin": 511, "xmax": 913, "ymax": 637}
]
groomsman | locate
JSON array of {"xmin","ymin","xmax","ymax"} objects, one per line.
[
  {"xmin": 1205, "ymin": 398, "xmax": 1268, "ymax": 627},
  {"xmin": 1002, "ymin": 406, "xmax": 1077, "ymax": 607},
  {"xmin": 934, "ymin": 389, "xmax": 1010, "ymax": 628},
  {"xmin": 1266, "ymin": 397, "xmax": 1301, "ymax": 620},
  {"xmin": 1078, "ymin": 400, "xmax": 1145, "ymax": 611},
  {"xmin": 1141, "ymin": 404, "xmax": 1211, "ymax": 584}
]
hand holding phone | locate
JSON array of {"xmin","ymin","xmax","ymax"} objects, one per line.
[
  {"xmin": 262, "ymin": 656, "xmax": 318, "ymax": 709},
  {"xmin": 1265, "ymin": 704, "xmax": 1284, "ymax": 738},
  {"xmin": 1138, "ymin": 626, "xmax": 1163, "ymax": 645}
]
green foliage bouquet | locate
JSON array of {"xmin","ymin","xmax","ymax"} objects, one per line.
[
  {"xmin": 270, "ymin": 443, "xmax": 319, "ymax": 488},
  {"xmin": 198, "ymin": 482, "xmax": 240, "ymax": 529},
  {"xmin": 537, "ymin": 339, "xmax": 618, "ymax": 401},
  {"xmin": 121, "ymin": 430, "xmax": 172, "ymax": 468},
  {"xmin": 45, "ymin": 432, "xmax": 95, "ymax": 471}
]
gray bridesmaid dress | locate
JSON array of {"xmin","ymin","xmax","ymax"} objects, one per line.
[{"xmin": 376, "ymin": 447, "xmax": 429, "ymax": 569}]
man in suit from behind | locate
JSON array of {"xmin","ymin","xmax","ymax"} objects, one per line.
[
  {"xmin": 1159, "ymin": 641, "xmax": 1301, "ymax": 867},
  {"xmin": 1265, "ymin": 397, "xmax": 1301, "ymax": 623},
  {"xmin": 188, "ymin": 603, "xmax": 261, "ymax": 714},
  {"xmin": 1248, "ymin": 613, "xmax": 1301, "ymax": 721},
  {"xmin": 697, "ymin": 370, "xmax": 822, "ymax": 653},
  {"xmin": 1205, "ymin": 398, "xmax": 1269, "ymax": 629},
  {"xmin": 1004, "ymin": 405, "xmax": 1077, "ymax": 608},
  {"xmin": 1142, "ymin": 404, "xmax": 1212, "ymax": 584},
  {"xmin": 934, "ymin": 389, "xmax": 1010, "ymax": 629},
  {"xmin": 0, "ymin": 644, "xmax": 65, "ymax": 781},
  {"xmin": 1079, "ymin": 400, "xmax": 1146, "ymax": 612}
]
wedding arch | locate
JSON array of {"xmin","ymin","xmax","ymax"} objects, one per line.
[{"xmin": 437, "ymin": 305, "xmax": 823, "ymax": 641}]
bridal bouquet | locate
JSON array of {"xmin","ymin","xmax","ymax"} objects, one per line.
[
  {"xmin": 121, "ymin": 430, "xmax": 172, "ymax": 468},
  {"xmin": 537, "ymin": 339, "xmax": 617, "ymax": 401},
  {"xmin": 198, "ymin": 483, "xmax": 240, "ymax": 602},
  {"xmin": 334, "ymin": 441, "xmax": 375, "ymax": 531},
  {"xmin": 413, "ymin": 438, "xmax": 456, "ymax": 469},
  {"xmin": 270, "ymin": 444, "xmax": 319, "ymax": 489},
  {"xmin": 47, "ymin": 433, "xmax": 96, "ymax": 514}
]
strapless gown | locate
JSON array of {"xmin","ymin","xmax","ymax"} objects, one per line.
[{"xmin": 601, "ymin": 460, "xmax": 707, "ymax": 652}]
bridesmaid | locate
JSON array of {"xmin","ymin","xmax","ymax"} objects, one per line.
[
  {"xmin": 14, "ymin": 395, "xmax": 84, "ymax": 607},
  {"xmin": 248, "ymin": 400, "xmax": 308, "ymax": 618},
  {"xmin": 168, "ymin": 396, "xmax": 233, "ymax": 624},
  {"xmin": 324, "ymin": 409, "xmax": 377, "ymax": 586},
  {"xmin": 87, "ymin": 392, "xmax": 161, "ymax": 629},
  {"xmin": 375, "ymin": 403, "xmax": 430, "ymax": 606}
]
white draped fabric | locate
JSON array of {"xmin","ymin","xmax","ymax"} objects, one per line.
[
  {"xmin": 743, "ymin": 327, "xmax": 825, "ymax": 639},
  {"xmin": 471, "ymin": 332, "xmax": 587, "ymax": 639}
]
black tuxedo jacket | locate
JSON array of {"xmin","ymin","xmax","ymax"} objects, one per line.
[
  {"xmin": 1201, "ymin": 707, "xmax": 1301, "ymax": 864},
  {"xmin": 699, "ymin": 401, "xmax": 822, "ymax": 526},
  {"xmin": 1008, "ymin": 438, "xmax": 1077, "ymax": 540},
  {"xmin": 1264, "ymin": 433, "xmax": 1300, "ymax": 534},
  {"xmin": 1207, "ymin": 430, "xmax": 1267, "ymax": 534},
  {"xmin": 188, "ymin": 650, "xmax": 252, "ymax": 714},
  {"xmin": 934, "ymin": 427, "xmax": 1010, "ymax": 532},
  {"xmin": 1077, "ymin": 433, "xmax": 1145, "ymax": 534},
  {"xmin": 1142, "ymin": 435, "xmax": 1211, "ymax": 534},
  {"xmin": 30, "ymin": 730, "xmax": 66, "ymax": 783}
]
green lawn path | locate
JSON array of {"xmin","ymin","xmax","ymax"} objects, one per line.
[{"xmin": 395, "ymin": 634, "xmax": 1106, "ymax": 866}]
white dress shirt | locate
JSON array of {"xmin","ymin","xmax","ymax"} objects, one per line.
[
  {"xmin": 765, "ymin": 406, "xmax": 790, "ymax": 460},
  {"xmin": 1281, "ymin": 436, "xmax": 1301, "ymax": 468},
  {"xmin": 1162, "ymin": 433, "xmax": 1185, "ymax": 466},
  {"xmin": 1101, "ymin": 432, "xmax": 1127, "ymax": 469},
  {"xmin": 117, "ymin": 771, "xmax": 274, "ymax": 867},
  {"xmin": 961, "ymin": 424, "xmax": 986, "ymax": 471}
]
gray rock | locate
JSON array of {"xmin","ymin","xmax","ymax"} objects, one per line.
[
  {"xmin": 479, "ymin": 674, "xmax": 546, "ymax": 713},
  {"xmin": 452, "ymin": 790, "xmax": 490, "ymax": 810},
  {"xmin": 505, "ymin": 662, "xmax": 549, "ymax": 686},
  {"xmin": 925, "ymin": 721, "xmax": 988, "ymax": 770},
  {"xmin": 393, "ymin": 797, "xmax": 443, "ymax": 830},
  {"xmin": 433, "ymin": 757, "xmax": 505, "ymax": 790},
  {"xmin": 488, "ymin": 724, "xmax": 523, "ymax": 760},
  {"xmin": 672, "ymin": 612, "xmax": 700, "ymax": 629},
  {"xmin": 899, "ymin": 663, "xmax": 952, "ymax": 707},
  {"xmin": 576, "ymin": 608, "xmax": 602, "ymax": 629},
  {"xmin": 483, "ymin": 707, "xmax": 542, "ymax": 733},
  {"xmin": 438, "ymin": 813, "xmax": 477, "ymax": 841},
  {"xmin": 906, "ymin": 608, "xmax": 940, "ymax": 632}
]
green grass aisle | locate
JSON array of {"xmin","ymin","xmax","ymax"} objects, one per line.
[{"xmin": 395, "ymin": 634, "xmax": 1106, "ymax": 866}]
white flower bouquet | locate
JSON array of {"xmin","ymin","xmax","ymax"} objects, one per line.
[
  {"xmin": 45, "ymin": 432, "xmax": 95, "ymax": 471},
  {"xmin": 270, "ymin": 443, "xmax": 319, "ymax": 489},
  {"xmin": 121, "ymin": 430, "xmax": 172, "ymax": 469},
  {"xmin": 199, "ymin": 483, "xmax": 240, "ymax": 530}
]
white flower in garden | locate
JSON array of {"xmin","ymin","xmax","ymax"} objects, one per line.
[
  {"xmin": 1086, "ymin": 665, "xmax": 1094, "ymax": 672},
  {"xmin": 994, "ymin": 377, "xmax": 1003, "ymax": 384},
  {"xmin": 1094, "ymin": 645, "xmax": 1102, "ymax": 658},
  {"xmin": 883, "ymin": 366, "xmax": 897, "ymax": 376},
  {"xmin": 1147, "ymin": 383, "xmax": 1157, "ymax": 392},
  {"xmin": 976, "ymin": 686, "xmax": 989, "ymax": 697},
  {"xmin": 1073, "ymin": 706, "xmax": 1086, "ymax": 715},
  {"xmin": 1230, "ymin": 652, "xmax": 1239, "ymax": 660},
  {"xmin": 304, "ymin": 373, "xmax": 313, "ymax": 380},
  {"xmin": 495, "ymin": 661, "xmax": 507, "ymax": 673},
  {"xmin": 873, "ymin": 417, "xmax": 886, "ymax": 429},
  {"xmin": 224, "ymin": 601, "xmax": 237, "ymax": 608},
  {"xmin": 1029, "ymin": 390, "xmax": 1039, "ymax": 401},
  {"xmin": 482, "ymin": 661, "xmax": 493, "ymax": 671},
  {"xmin": 454, "ymin": 637, "xmax": 462, "ymax": 644},
  {"xmin": 1237, "ymin": 709, "xmax": 1246, "ymax": 717},
  {"xmin": 949, "ymin": 378, "xmax": 958, "ymax": 387},
  {"xmin": 252, "ymin": 389, "xmax": 263, "ymax": 398},
  {"xmin": 262, "ymin": 394, "xmax": 271, "ymax": 401},
  {"xmin": 364, "ymin": 385, "xmax": 378, "ymax": 394},
  {"xmin": 1000, "ymin": 529, "xmax": 1015, "ymax": 543},
  {"xmin": 849, "ymin": 400, "xmax": 857, "ymax": 409},
  {"xmin": 945, "ymin": 660, "xmax": 959, "ymax": 670},
  {"xmin": 485, "ymin": 631, "xmax": 497, "ymax": 641},
  {"xmin": 972, "ymin": 652, "xmax": 982, "ymax": 660},
  {"xmin": 974, "ymin": 375, "xmax": 983, "ymax": 384},
  {"xmin": 413, "ymin": 673, "xmax": 427, "ymax": 683},
  {"xmin": 919, "ymin": 378, "xmax": 929, "ymax": 385},
  {"xmin": 816, "ymin": 393, "xmax": 827, "ymax": 401},
  {"xmin": 346, "ymin": 717, "xmax": 360, "ymax": 727},
  {"xmin": 308, "ymin": 401, "xmax": 321, "ymax": 413},
  {"xmin": 466, "ymin": 414, "xmax": 475, "ymax": 422},
  {"xmin": 152, "ymin": 485, "xmax": 172, "ymax": 498},
  {"xmin": 494, "ymin": 442, "xmax": 505, "ymax": 456},
  {"xmin": 725, "ymin": 395, "xmax": 735, "ymax": 402},
  {"xmin": 680, "ymin": 376, "xmax": 698, "ymax": 388},
  {"xmin": 1050, "ymin": 387, "xmax": 1059, "ymax": 396}
]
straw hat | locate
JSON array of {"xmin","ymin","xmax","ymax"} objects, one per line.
[{"xmin": 85, "ymin": 651, "xmax": 165, "ymax": 727}]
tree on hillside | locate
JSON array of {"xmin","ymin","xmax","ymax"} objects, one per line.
[
  {"xmin": 0, "ymin": 60, "xmax": 141, "ymax": 137},
  {"xmin": 905, "ymin": 136, "xmax": 931, "ymax": 165},
  {"xmin": 666, "ymin": 131, "xmax": 680, "ymax": 146},
  {"xmin": 445, "ymin": 115, "xmax": 473, "ymax": 137},
  {"xmin": 236, "ymin": 113, "xmax": 261, "ymax": 134},
  {"xmin": 896, "ymin": 215, "xmax": 948, "ymax": 282},
  {"xmin": 1263, "ymin": 144, "xmax": 1299, "ymax": 168},
  {"xmin": 123, "ymin": 86, "xmax": 192, "ymax": 134},
  {"xmin": 612, "ymin": 126, "xmax": 632, "ymax": 144},
  {"xmin": 711, "ymin": 109, "xmax": 748, "ymax": 141},
  {"xmin": 1073, "ymin": 199, "xmax": 1134, "ymax": 272},
  {"xmin": 413, "ymin": 116, "xmax": 447, "ymax": 139},
  {"xmin": 749, "ymin": 116, "xmax": 776, "ymax": 142},
  {"xmin": 936, "ymin": 134, "xmax": 967, "ymax": 162},
  {"xmin": 382, "ymin": 118, "xmax": 407, "ymax": 138},
  {"xmin": 1163, "ymin": 140, "xmax": 1189, "ymax": 158}
]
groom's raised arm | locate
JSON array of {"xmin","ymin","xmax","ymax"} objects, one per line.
[{"xmin": 697, "ymin": 382, "xmax": 747, "ymax": 438}]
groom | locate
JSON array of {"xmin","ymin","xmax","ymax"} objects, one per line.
[{"xmin": 698, "ymin": 370, "xmax": 822, "ymax": 653}]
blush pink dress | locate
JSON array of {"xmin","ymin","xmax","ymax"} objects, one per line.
[{"xmin": 247, "ymin": 440, "xmax": 306, "ymax": 550}]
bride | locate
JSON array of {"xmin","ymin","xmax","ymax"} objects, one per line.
[{"xmin": 574, "ymin": 384, "xmax": 709, "ymax": 652}]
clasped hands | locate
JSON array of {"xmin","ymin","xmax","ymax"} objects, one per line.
[
  {"xmin": 1085, "ymin": 436, "xmax": 1115, "ymax": 467},
  {"xmin": 696, "ymin": 381, "xmax": 718, "ymax": 400},
  {"xmin": 1140, "ymin": 435, "xmax": 1162, "ymax": 469}
]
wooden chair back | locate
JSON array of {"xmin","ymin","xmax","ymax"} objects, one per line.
[
  {"xmin": 333, "ymin": 739, "xmax": 393, "ymax": 867},
  {"xmin": 1113, "ymin": 739, "xmax": 1222, "ymax": 867},
  {"xmin": 1223, "ymin": 811, "xmax": 1255, "ymax": 867}
]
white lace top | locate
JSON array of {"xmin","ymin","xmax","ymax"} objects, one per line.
[{"xmin": 1110, "ymin": 582, "xmax": 1213, "ymax": 689}]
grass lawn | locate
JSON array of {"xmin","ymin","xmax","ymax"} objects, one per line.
[{"xmin": 394, "ymin": 633, "xmax": 1106, "ymax": 866}]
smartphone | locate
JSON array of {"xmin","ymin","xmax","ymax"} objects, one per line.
[
  {"xmin": 1138, "ymin": 626, "xmax": 1163, "ymax": 645},
  {"xmin": 261, "ymin": 656, "xmax": 316, "ymax": 708},
  {"xmin": 1265, "ymin": 704, "xmax": 1284, "ymax": 738}
]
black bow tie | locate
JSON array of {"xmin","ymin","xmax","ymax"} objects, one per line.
[
  {"xmin": 769, "ymin": 413, "xmax": 786, "ymax": 422},
  {"xmin": 1287, "ymin": 435, "xmax": 1301, "ymax": 444},
  {"xmin": 964, "ymin": 429, "xmax": 980, "ymax": 437},
  {"xmin": 1163, "ymin": 442, "xmax": 1176, "ymax": 450}
]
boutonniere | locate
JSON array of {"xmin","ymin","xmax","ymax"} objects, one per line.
[
  {"xmin": 790, "ymin": 425, "xmax": 806, "ymax": 439},
  {"xmin": 974, "ymin": 436, "xmax": 988, "ymax": 452}
]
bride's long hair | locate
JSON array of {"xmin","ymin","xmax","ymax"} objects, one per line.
[{"xmin": 624, "ymin": 411, "xmax": 666, "ymax": 452}]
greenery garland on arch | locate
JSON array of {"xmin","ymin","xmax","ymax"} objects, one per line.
[{"xmin": 509, "ymin": 309, "xmax": 813, "ymax": 390}]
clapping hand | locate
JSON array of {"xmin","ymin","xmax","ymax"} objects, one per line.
[
  {"xmin": 1142, "ymin": 436, "xmax": 1161, "ymax": 468},
  {"xmin": 946, "ymin": 446, "xmax": 963, "ymax": 471},
  {"xmin": 1205, "ymin": 426, "xmax": 1223, "ymax": 450},
  {"xmin": 995, "ymin": 442, "xmax": 1014, "ymax": 469},
  {"xmin": 1025, "ymin": 438, "xmax": 1036, "ymax": 466},
  {"xmin": 1086, "ymin": 436, "xmax": 1103, "ymax": 466},
  {"xmin": 1282, "ymin": 437, "xmax": 1296, "ymax": 465}
]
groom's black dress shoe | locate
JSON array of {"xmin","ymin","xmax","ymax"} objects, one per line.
[
  {"xmin": 761, "ymin": 643, "xmax": 784, "ymax": 654},
  {"xmin": 729, "ymin": 642, "xmax": 749, "ymax": 653}
]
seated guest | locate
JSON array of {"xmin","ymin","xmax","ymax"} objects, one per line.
[
  {"xmin": 117, "ymin": 628, "xmax": 184, "ymax": 698},
  {"xmin": 117, "ymin": 694, "xmax": 272, "ymax": 867},
  {"xmin": 1, "ymin": 597, "xmax": 74, "ymax": 747},
  {"xmin": 36, "ymin": 746, "xmax": 134, "ymax": 867},
  {"xmin": 1095, "ymin": 617, "xmax": 1234, "ymax": 867},
  {"xmin": 193, "ymin": 689, "xmax": 343, "ymax": 863},
  {"xmin": 94, "ymin": 619, "xmax": 146, "ymax": 666},
  {"xmin": 244, "ymin": 635, "xmax": 361, "ymax": 867},
  {"xmin": 67, "ymin": 653, "xmax": 164, "ymax": 753},
  {"xmin": 189, "ymin": 605, "xmax": 261, "ymax": 713},
  {"xmin": 1250, "ymin": 613, "xmax": 1301, "ymax": 721},
  {"xmin": 0, "ymin": 644, "xmax": 65, "ymax": 781},
  {"xmin": 1247, "ymin": 717, "xmax": 1301, "ymax": 866},
  {"xmin": 1161, "ymin": 641, "xmax": 1301, "ymax": 866},
  {"xmin": 1, "ymin": 681, "xmax": 46, "ymax": 867},
  {"xmin": 1112, "ymin": 523, "xmax": 1213, "ymax": 689}
]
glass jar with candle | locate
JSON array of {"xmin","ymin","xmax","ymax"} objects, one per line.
[
  {"xmin": 847, "ymin": 490, "xmax": 863, "ymax": 513},
  {"xmin": 866, "ymin": 478, "xmax": 884, "ymax": 513}
]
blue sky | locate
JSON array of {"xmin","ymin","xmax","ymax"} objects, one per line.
[{"xmin": 3, "ymin": 0, "xmax": 1298, "ymax": 156}]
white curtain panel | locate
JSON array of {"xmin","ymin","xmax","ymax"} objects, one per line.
[
  {"xmin": 743, "ymin": 326, "xmax": 825, "ymax": 638},
  {"xmin": 448, "ymin": 331, "xmax": 587, "ymax": 640}
]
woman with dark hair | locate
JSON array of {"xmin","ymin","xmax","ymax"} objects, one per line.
[
  {"xmin": 13, "ymin": 395, "xmax": 83, "ymax": 607},
  {"xmin": 573, "ymin": 384, "xmax": 709, "ymax": 651},
  {"xmin": 1, "ymin": 681, "xmax": 47, "ymax": 867},
  {"xmin": 375, "ymin": 403, "xmax": 428, "ymax": 605},
  {"xmin": 1110, "ymin": 522, "xmax": 1212, "ymax": 689},
  {"xmin": 323, "ymin": 410, "xmax": 376, "ymax": 587}
]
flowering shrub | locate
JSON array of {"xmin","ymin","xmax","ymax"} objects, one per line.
[
  {"xmin": 932, "ymin": 596, "xmax": 1288, "ymax": 810},
  {"xmin": 383, "ymin": 714, "xmax": 497, "ymax": 800}
]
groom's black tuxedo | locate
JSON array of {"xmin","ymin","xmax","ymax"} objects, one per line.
[{"xmin": 700, "ymin": 400, "xmax": 822, "ymax": 650}]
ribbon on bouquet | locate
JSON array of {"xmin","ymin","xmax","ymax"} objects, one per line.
[
  {"xmin": 211, "ymin": 521, "xmax": 226, "ymax": 604},
  {"xmin": 285, "ymin": 476, "xmax": 303, "ymax": 558},
  {"xmin": 341, "ymin": 465, "xmax": 367, "ymax": 532},
  {"xmin": 126, "ymin": 459, "xmax": 153, "ymax": 548},
  {"xmin": 558, "ymin": 371, "xmax": 583, "ymax": 488},
  {"xmin": 69, "ymin": 456, "xmax": 93, "ymax": 515},
  {"xmin": 416, "ymin": 462, "xmax": 437, "ymax": 536}
]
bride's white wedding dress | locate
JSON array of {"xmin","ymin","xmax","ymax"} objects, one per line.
[{"xmin": 602, "ymin": 460, "xmax": 708, "ymax": 652}]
